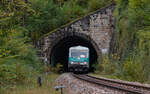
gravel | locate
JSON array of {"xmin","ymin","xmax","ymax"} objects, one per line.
[{"xmin": 55, "ymin": 73, "xmax": 126, "ymax": 94}]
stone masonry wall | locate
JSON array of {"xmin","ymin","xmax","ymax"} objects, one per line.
[{"xmin": 34, "ymin": 3, "xmax": 116, "ymax": 64}]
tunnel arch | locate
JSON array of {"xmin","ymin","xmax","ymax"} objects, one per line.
[
  {"xmin": 49, "ymin": 32, "xmax": 102, "ymax": 71},
  {"xmin": 34, "ymin": 3, "xmax": 116, "ymax": 72}
]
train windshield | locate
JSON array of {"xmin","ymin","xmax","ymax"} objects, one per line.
[{"xmin": 71, "ymin": 50, "xmax": 88, "ymax": 58}]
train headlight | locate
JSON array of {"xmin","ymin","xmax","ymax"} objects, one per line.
[
  {"xmin": 71, "ymin": 62, "xmax": 74, "ymax": 64},
  {"xmin": 84, "ymin": 62, "xmax": 87, "ymax": 64}
]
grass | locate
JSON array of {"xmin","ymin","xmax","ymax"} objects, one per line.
[
  {"xmin": 89, "ymin": 73, "xmax": 120, "ymax": 80},
  {"xmin": 1, "ymin": 73, "xmax": 62, "ymax": 94}
]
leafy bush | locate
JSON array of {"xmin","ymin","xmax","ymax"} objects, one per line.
[
  {"xmin": 96, "ymin": 53, "xmax": 149, "ymax": 83},
  {"xmin": 0, "ymin": 29, "xmax": 43, "ymax": 89},
  {"xmin": 24, "ymin": 0, "xmax": 112, "ymax": 40},
  {"xmin": 0, "ymin": 64, "xmax": 27, "ymax": 87},
  {"xmin": 105, "ymin": 0, "xmax": 150, "ymax": 83},
  {"xmin": 48, "ymin": 64, "xmax": 64, "ymax": 74},
  {"xmin": 122, "ymin": 59, "xmax": 146, "ymax": 82},
  {"xmin": 88, "ymin": 0, "xmax": 112, "ymax": 11},
  {"xmin": 95, "ymin": 55, "xmax": 117, "ymax": 75}
]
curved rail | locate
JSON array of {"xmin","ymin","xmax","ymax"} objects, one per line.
[{"xmin": 72, "ymin": 74, "xmax": 150, "ymax": 94}]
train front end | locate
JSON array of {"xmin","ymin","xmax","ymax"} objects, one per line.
[{"xmin": 68, "ymin": 46, "xmax": 89, "ymax": 72}]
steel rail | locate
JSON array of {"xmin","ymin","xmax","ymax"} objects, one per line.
[
  {"xmin": 86, "ymin": 75, "xmax": 150, "ymax": 90},
  {"xmin": 72, "ymin": 74, "xmax": 150, "ymax": 94}
]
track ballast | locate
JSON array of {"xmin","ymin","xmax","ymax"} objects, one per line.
[{"xmin": 72, "ymin": 74, "xmax": 150, "ymax": 94}]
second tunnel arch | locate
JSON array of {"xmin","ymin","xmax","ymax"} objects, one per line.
[{"xmin": 49, "ymin": 33, "xmax": 102, "ymax": 71}]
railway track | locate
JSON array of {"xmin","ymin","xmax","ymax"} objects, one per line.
[{"xmin": 72, "ymin": 74, "xmax": 150, "ymax": 94}]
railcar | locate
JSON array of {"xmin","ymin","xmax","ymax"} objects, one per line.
[{"xmin": 68, "ymin": 46, "xmax": 89, "ymax": 72}]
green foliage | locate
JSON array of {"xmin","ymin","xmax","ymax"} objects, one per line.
[
  {"xmin": 0, "ymin": 29, "xmax": 43, "ymax": 89},
  {"xmin": 26, "ymin": 0, "xmax": 62, "ymax": 40},
  {"xmin": 0, "ymin": 0, "xmax": 114, "ymax": 40},
  {"xmin": 0, "ymin": 73, "xmax": 60, "ymax": 94},
  {"xmin": 113, "ymin": 0, "xmax": 150, "ymax": 57},
  {"xmin": 24, "ymin": 0, "xmax": 112, "ymax": 40},
  {"xmin": 95, "ymin": 55, "xmax": 118, "ymax": 75},
  {"xmin": 137, "ymin": 31, "xmax": 150, "ymax": 53},
  {"xmin": 122, "ymin": 59, "xmax": 146, "ymax": 82},
  {"xmin": 96, "ymin": 54, "xmax": 149, "ymax": 83},
  {"xmin": 103, "ymin": 0, "xmax": 150, "ymax": 83},
  {"xmin": 88, "ymin": 0, "xmax": 112, "ymax": 11},
  {"xmin": 0, "ymin": 64, "xmax": 27, "ymax": 87},
  {"xmin": 48, "ymin": 64, "xmax": 64, "ymax": 73},
  {"xmin": 0, "ymin": 0, "xmax": 34, "ymax": 30}
]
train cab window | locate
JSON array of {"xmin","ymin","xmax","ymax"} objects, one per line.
[{"xmin": 71, "ymin": 50, "xmax": 88, "ymax": 58}]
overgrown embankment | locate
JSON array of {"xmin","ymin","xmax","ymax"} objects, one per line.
[
  {"xmin": 0, "ymin": 0, "xmax": 112, "ymax": 92},
  {"xmin": 95, "ymin": 0, "xmax": 150, "ymax": 83}
]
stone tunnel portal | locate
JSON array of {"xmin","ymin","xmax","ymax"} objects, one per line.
[{"xmin": 50, "ymin": 35, "xmax": 99, "ymax": 72}]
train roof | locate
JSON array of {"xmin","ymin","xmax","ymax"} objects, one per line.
[{"xmin": 69, "ymin": 46, "xmax": 89, "ymax": 50}]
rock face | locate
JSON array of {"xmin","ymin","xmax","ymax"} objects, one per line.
[{"xmin": 34, "ymin": 3, "xmax": 116, "ymax": 64}]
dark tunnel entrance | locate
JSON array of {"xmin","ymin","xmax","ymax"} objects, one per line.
[{"xmin": 50, "ymin": 35, "xmax": 98, "ymax": 72}]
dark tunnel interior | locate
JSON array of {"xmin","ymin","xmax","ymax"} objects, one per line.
[{"xmin": 50, "ymin": 36, "xmax": 98, "ymax": 72}]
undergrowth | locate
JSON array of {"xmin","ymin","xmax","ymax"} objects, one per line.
[
  {"xmin": 0, "ymin": 73, "xmax": 60, "ymax": 94},
  {"xmin": 94, "ymin": 0, "xmax": 150, "ymax": 83}
]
